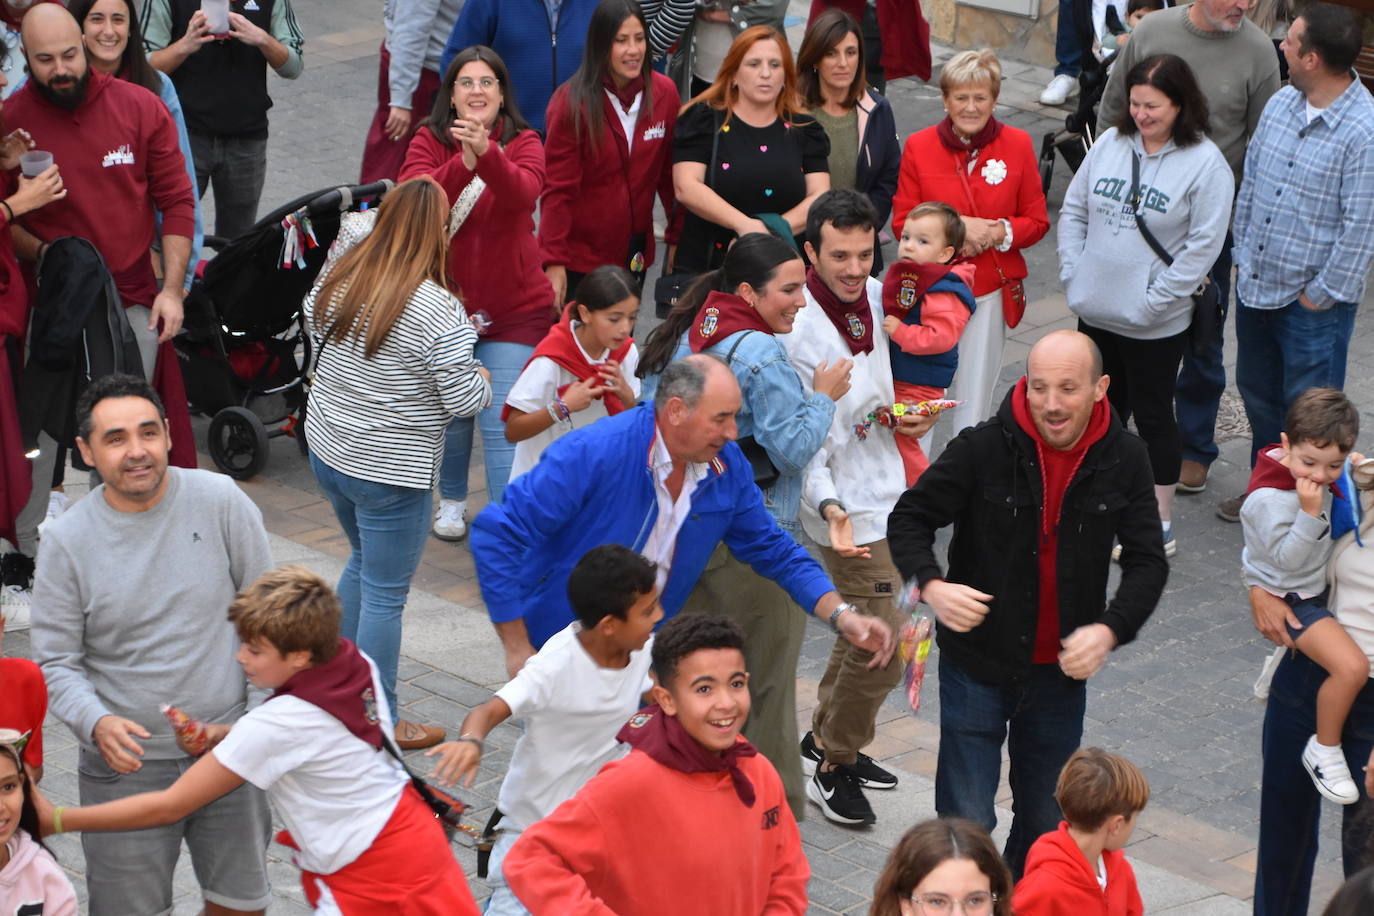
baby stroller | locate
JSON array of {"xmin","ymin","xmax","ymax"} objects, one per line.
[{"xmin": 176, "ymin": 180, "xmax": 393, "ymax": 479}]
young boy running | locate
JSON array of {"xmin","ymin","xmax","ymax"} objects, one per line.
[
  {"xmin": 501, "ymin": 614, "xmax": 809, "ymax": 914},
  {"xmin": 1014, "ymin": 746, "xmax": 1148, "ymax": 915},
  {"xmin": 37, "ymin": 566, "xmax": 479, "ymax": 914},
  {"xmin": 426, "ymin": 544, "xmax": 663, "ymax": 916},
  {"xmin": 1243, "ymin": 388, "xmax": 1367, "ymax": 804}
]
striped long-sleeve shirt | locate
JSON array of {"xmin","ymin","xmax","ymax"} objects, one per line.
[
  {"xmin": 303, "ymin": 215, "xmax": 492, "ymax": 490},
  {"xmin": 640, "ymin": 0, "xmax": 696, "ymax": 60}
]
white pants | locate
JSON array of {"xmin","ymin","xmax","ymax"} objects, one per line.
[{"xmin": 943, "ymin": 290, "xmax": 1008, "ymax": 439}]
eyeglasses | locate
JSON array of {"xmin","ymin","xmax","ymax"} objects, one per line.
[
  {"xmin": 457, "ymin": 77, "xmax": 498, "ymax": 90},
  {"xmin": 909, "ymin": 891, "xmax": 997, "ymax": 914}
]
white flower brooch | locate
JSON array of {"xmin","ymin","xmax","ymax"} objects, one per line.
[{"xmin": 980, "ymin": 158, "xmax": 1008, "ymax": 186}]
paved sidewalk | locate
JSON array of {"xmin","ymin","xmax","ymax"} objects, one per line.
[{"xmin": 7, "ymin": 0, "xmax": 1373, "ymax": 912}]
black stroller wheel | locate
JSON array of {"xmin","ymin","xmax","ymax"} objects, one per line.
[{"xmin": 208, "ymin": 407, "xmax": 270, "ymax": 480}]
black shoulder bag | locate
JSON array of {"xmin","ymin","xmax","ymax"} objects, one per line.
[
  {"xmin": 654, "ymin": 108, "xmax": 723, "ymax": 318},
  {"xmin": 1129, "ymin": 152, "xmax": 1221, "ymax": 359},
  {"xmin": 723, "ymin": 330, "xmax": 781, "ymax": 491}
]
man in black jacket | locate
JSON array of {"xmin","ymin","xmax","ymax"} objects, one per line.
[{"xmin": 888, "ymin": 329, "xmax": 1167, "ymax": 879}]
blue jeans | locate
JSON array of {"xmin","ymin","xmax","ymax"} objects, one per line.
[
  {"xmin": 1053, "ymin": 0, "xmax": 1082, "ymax": 76},
  {"xmin": 309, "ymin": 453, "xmax": 432, "ymax": 713},
  {"xmin": 1235, "ymin": 297, "xmax": 1357, "ymax": 466},
  {"xmin": 439, "ymin": 340, "xmax": 533, "ymax": 506},
  {"xmin": 935, "ymin": 656, "xmax": 1086, "ymax": 880},
  {"xmin": 1175, "ymin": 231, "xmax": 1232, "ymax": 466},
  {"xmin": 1255, "ymin": 650, "xmax": 1374, "ymax": 915}
]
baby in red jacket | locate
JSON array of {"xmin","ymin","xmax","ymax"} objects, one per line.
[
  {"xmin": 880, "ymin": 202, "xmax": 977, "ymax": 484},
  {"xmin": 1013, "ymin": 747, "xmax": 1148, "ymax": 916}
]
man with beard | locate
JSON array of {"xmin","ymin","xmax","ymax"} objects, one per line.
[
  {"xmin": 31, "ymin": 373, "xmax": 273, "ymax": 915},
  {"xmin": 778, "ymin": 190, "xmax": 930, "ymax": 828},
  {"xmin": 888, "ymin": 329, "xmax": 1167, "ymax": 879}
]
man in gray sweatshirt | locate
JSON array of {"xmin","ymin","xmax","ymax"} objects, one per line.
[
  {"xmin": 1098, "ymin": 0, "xmax": 1280, "ymax": 497},
  {"xmin": 32, "ymin": 373, "xmax": 273, "ymax": 916}
]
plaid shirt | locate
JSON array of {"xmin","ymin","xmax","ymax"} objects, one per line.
[{"xmin": 1234, "ymin": 77, "xmax": 1374, "ymax": 310}]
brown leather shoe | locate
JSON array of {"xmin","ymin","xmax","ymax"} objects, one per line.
[
  {"xmin": 1176, "ymin": 459, "xmax": 1208, "ymax": 493},
  {"xmin": 395, "ymin": 719, "xmax": 446, "ymax": 750}
]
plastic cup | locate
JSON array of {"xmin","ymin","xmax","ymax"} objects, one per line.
[
  {"xmin": 19, "ymin": 151, "xmax": 52, "ymax": 178},
  {"xmin": 201, "ymin": 0, "xmax": 229, "ymax": 36}
]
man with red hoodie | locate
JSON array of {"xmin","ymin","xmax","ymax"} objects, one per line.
[{"xmin": 888, "ymin": 329, "xmax": 1167, "ymax": 879}]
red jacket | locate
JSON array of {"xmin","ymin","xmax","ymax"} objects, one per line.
[
  {"xmin": 540, "ymin": 71, "xmax": 679, "ymax": 275},
  {"xmin": 891, "ymin": 125, "xmax": 1049, "ymax": 299},
  {"xmin": 503, "ymin": 748, "xmax": 809, "ymax": 915},
  {"xmin": 1014, "ymin": 822, "xmax": 1144, "ymax": 916},
  {"xmin": 400, "ymin": 128, "xmax": 555, "ymax": 347},
  {"xmin": 4, "ymin": 69, "xmax": 195, "ymax": 308}
]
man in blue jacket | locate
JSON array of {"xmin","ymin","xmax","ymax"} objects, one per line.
[
  {"xmin": 472, "ymin": 356, "xmax": 895, "ymax": 792},
  {"xmin": 441, "ymin": 0, "xmax": 598, "ymax": 134}
]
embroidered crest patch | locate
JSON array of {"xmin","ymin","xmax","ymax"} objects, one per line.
[
  {"xmin": 700, "ymin": 307, "xmax": 720, "ymax": 338},
  {"xmin": 362, "ymin": 687, "xmax": 379, "ymax": 724},
  {"xmin": 898, "ymin": 278, "xmax": 917, "ymax": 311},
  {"xmin": 628, "ymin": 712, "xmax": 654, "ymax": 728},
  {"xmin": 846, "ymin": 313, "xmax": 865, "ymax": 338}
]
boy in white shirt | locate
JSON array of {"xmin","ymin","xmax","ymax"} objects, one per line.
[
  {"xmin": 39, "ymin": 566, "xmax": 480, "ymax": 915},
  {"xmin": 426, "ymin": 544, "xmax": 662, "ymax": 916}
]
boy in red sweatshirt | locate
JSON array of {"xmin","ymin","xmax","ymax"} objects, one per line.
[
  {"xmin": 1014, "ymin": 747, "xmax": 1148, "ymax": 916},
  {"xmin": 880, "ymin": 201, "xmax": 977, "ymax": 483},
  {"xmin": 502, "ymin": 614, "xmax": 809, "ymax": 915}
]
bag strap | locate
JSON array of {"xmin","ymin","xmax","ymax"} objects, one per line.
[
  {"xmin": 723, "ymin": 328, "xmax": 757, "ymax": 365},
  {"xmin": 1129, "ymin": 152, "xmax": 1175, "ymax": 267},
  {"xmin": 951, "ymin": 150, "xmax": 1012, "ymax": 284}
]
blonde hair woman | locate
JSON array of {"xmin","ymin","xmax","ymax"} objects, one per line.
[
  {"xmin": 891, "ymin": 48, "xmax": 1050, "ymax": 442},
  {"xmin": 304, "ymin": 177, "xmax": 492, "ymax": 749}
]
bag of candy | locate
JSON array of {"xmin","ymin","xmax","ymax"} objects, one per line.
[
  {"xmin": 896, "ymin": 580, "xmax": 935, "ymax": 715},
  {"xmin": 161, "ymin": 703, "xmax": 209, "ymax": 756}
]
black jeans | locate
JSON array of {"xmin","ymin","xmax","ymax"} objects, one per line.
[{"xmin": 1079, "ymin": 321, "xmax": 1188, "ymax": 486}]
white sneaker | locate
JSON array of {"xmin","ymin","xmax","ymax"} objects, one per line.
[
  {"xmin": 1039, "ymin": 74, "xmax": 1078, "ymax": 106},
  {"xmin": 1302, "ymin": 735, "xmax": 1360, "ymax": 804},
  {"xmin": 1253, "ymin": 646, "xmax": 1286, "ymax": 700},
  {"xmin": 38, "ymin": 490, "xmax": 71, "ymax": 535},
  {"xmin": 1, "ymin": 585, "xmax": 31, "ymax": 631},
  {"xmin": 432, "ymin": 499, "xmax": 467, "ymax": 541}
]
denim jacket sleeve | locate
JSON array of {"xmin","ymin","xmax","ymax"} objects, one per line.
[{"xmin": 733, "ymin": 333, "xmax": 835, "ymax": 476}]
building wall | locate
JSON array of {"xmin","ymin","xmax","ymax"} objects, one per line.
[{"xmin": 926, "ymin": 0, "xmax": 1060, "ymax": 69}]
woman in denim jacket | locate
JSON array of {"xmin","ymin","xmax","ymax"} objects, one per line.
[{"xmin": 638, "ymin": 232, "xmax": 851, "ymax": 817}]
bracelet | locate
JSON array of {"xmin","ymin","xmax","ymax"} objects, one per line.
[
  {"xmin": 546, "ymin": 396, "xmax": 570, "ymax": 424},
  {"xmin": 828, "ymin": 602, "xmax": 856, "ymax": 633},
  {"xmin": 455, "ymin": 735, "xmax": 483, "ymax": 753},
  {"xmin": 53, "ymin": 805, "xmax": 66, "ymax": 835},
  {"xmin": 0, "ymin": 200, "xmax": 12, "ymax": 222}
]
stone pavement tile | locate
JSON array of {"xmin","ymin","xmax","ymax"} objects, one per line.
[{"xmin": 1128, "ymin": 835, "xmax": 1259, "ymax": 900}]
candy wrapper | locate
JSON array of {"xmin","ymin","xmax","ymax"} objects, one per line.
[
  {"xmin": 161, "ymin": 703, "xmax": 209, "ymax": 756},
  {"xmin": 853, "ymin": 400, "xmax": 961, "ymax": 441},
  {"xmin": 896, "ymin": 581, "xmax": 935, "ymax": 715}
]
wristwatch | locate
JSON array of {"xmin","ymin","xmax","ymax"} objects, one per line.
[{"xmin": 828, "ymin": 601, "xmax": 858, "ymax": 633}]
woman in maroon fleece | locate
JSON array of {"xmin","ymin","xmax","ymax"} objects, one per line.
[
  {"xmin": 401, "ymin": 45, "xmax": 555, "ymax": 523},
  {"xmin": 539, "ymin": 0, "xmax": 678, "ymax": 307}
]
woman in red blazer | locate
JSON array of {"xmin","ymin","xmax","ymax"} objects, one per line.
[
  {"xmin": 401, "ymin": 45, "xmax": 555, "ymax": 529},
  {"xmin": 540, "ymin": 0, "xmax": 679, "ymax": 307},
  {"xmin": 891, "ymin": 48, "xmax": 1049, "ymax": 440}
]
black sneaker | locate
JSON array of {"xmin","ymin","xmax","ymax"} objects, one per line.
[
  {"xmin": 800, "ymin": 731, "xmax": 899, "ymax": 790},
  {"xmin": 806, "ymin": 765, "xmax": 876, "ymax": 826}
]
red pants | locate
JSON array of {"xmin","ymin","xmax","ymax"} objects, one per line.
[
  {"xmin": 893, "ymin": 380, "xmax": 944, "ymax": 486},
  {"xmin": 281, "ymin": 784, "xmax": 479, "ymax": 915},
  {"xmin": 359, "ymin": 43, "xmax": 442, "ymax": 184}
]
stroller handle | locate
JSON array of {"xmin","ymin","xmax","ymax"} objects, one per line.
[{"xmin": 304, "ymin": 180, "xmax": 394, "ymax": 218}]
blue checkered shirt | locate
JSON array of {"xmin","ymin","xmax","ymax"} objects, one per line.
[{"xmin": 1234, "ymin": 77, "xmax": 1374, "ymax": 310}]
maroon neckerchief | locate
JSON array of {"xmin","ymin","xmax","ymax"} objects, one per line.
[
  {"xmin": 617, "ymin": 704, "xmax": 759, "ymax": 807},
  {"xmin": 935, "ymin": 114, "xmax": 1004, "ymax": 161},
  {"xmin": 881, "ymin": 259, "xmax": 958, "ymax": 321},
  {"xmin": 688, "ymin": 290, "xmax": 775, "ymax": 353},
  {"xmin": 270, "ymin": 638, "xmax": 382, "ymax": 749},
  {"xmin": 498, "ymin": 303, "xmax": 634, "ymax": 421},
  {"xmin": 807, "ymin": 266, "xmax": 873, "ymax": 355},
  {"xmin": 604, "ymin": 73, "xmax": 644, "ymax": 115}
]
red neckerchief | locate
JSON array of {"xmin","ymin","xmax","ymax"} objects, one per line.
[
  {"xmin": 688, "ymin": 290, "xmax": 774, "ymax": 353},
  {"xmin": 603, "ymin": 73, "xmax": 644, "ymax": 115},
  {"xmin": 1245, "ymin": 443, "xmax": 1346, "ymax": 499},
  {"xmin": 807, "ymin": 267, "xmax": 873, "ymax": 355},
  {"xmin": 270, "ymin": 638, "xmax": 382, "ymax": 749},
  {"xmin": 617, "ymin": 704, "xmax": 759, "ymax": 807},
  {"xmin": 1010, "ymin": 377, "xmax": 1111, "ymax": 663},
  {"xmin": 935, "ymin": 114, "xmax": 1003, "ymax": 156},
  {"xmin": 881, "ymin": 259, "xmax": 958, "ymax": 321},
  {"xmin": 499, "ymin": 304, "xmax": 634, "ymax": 421}
]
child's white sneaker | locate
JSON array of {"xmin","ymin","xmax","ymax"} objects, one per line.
[
  {"xmin": 1302, "ymin": 735, "xmax": 1360, "ymax": 805},
  {"xmin": 1254, "ymin": 646, "xmax": 1286, "ymax": 701}
]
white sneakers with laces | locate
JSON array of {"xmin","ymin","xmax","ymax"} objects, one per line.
[
  {"xmin": 1039, "ymin": 74, "xmax": 1078, "ymax": 106},
  {"xmin": 432, "ymin": 499, "xmax": 468, "ymax": 541}
]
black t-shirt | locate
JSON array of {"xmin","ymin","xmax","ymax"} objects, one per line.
[{"xmin": 671, "ymin": 102, "xmax": 830, "ymax": 272}]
